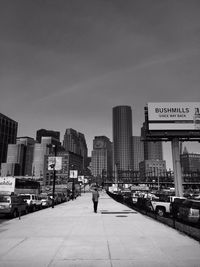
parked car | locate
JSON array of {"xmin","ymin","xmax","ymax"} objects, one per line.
[
  {"xmin": 59, "ymin": 192, "xmax": 67, "ymax": 203},
  {"xmin": 170, "ymin": 197, "xmax": 187, "ymax": 218},
  {"xmin": 0, "ymin": 194, "xmax": 29, "ymax": 218},
  {"xmin": 40, "ymin": 193, "xmax": 53, "ymax": 208},
  {"xmin": 69, "ymin": 189, "xmax": 79, "ymax": 200},
  {"xmin": 151, "ymin": 196, "xmax": 186, "ymax": 217},
  {"xmin": 57, "ymin": 192, "xmax": 64, "ymax": 204},
  {"xmin": 178, "ymin": 199, "xmax": 200, "ymax": 224},
  {"xmin": 192, "ymin": 193, "xmax": 200, "ymax": 200},
  {"xmin": 66, "ymin": 189, "xmax": 72, "ymax": 201},
  {"xmin": 136, "ymin": 197, "xmax": 153, "ymax": 212},
  {"xmin": 47, "ymin": 192, "xmax": 62, "ymax": 205},
  {"xmin": 132, "ymin": 192, "xmax": 140, "ymax": 204},
  {"xmin": 19, "ymin": 194, "xmax": 42, "ymax": 212}
]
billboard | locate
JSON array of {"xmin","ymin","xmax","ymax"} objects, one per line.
[
  {"xmin": 148, "ymin": 102, "xmax": 200, "ymax": 130},
  {"xmin": 70, "ymin": 170, "xmax": 78, "ymax": 179},
  {"xmin": 48, "ymin": 157, "xmax": 62, "ymax": 171},
  {"xmin": 0, "ymin": 177, "xmax": 16, "ymax": 193}
]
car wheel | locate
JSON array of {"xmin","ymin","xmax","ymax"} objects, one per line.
[{"xmin": 156, "ymin": 207, "xmax": 165, "ymax": 217}]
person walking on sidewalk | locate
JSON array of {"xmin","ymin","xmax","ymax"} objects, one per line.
[{"xmin": 92, "ymin": 188, "xmax": 99, "ymax": 213}]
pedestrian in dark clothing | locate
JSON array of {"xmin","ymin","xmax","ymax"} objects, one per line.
[{"xmin": 92, "ymin": 188, "xmax": 99, "ymax": 213}]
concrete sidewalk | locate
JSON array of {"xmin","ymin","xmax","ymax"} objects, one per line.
[{"xmin": 0, "ymin": 191, "xmax": 199, "ymax": 267}]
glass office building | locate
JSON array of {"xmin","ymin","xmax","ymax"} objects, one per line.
[
  {"xmin": 112, "ymin": 106, "xmax": 133, "ymax": 174},
  {"xmin": 0, "ymin": 113, "xmax": 18, "ymax": 168}
]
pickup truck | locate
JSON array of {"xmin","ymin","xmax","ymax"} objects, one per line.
[{"xmin": 151, "ymin": 196, "xmax": 186, "ymax": 217}]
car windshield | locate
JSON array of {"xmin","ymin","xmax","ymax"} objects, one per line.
[
  {"xmin": 0, "ymin": 195, "xmax": 10, "ymax": 203},
  {"xmin": 21, "ymin": 195, "xmax": 31, "ymax": 200}
]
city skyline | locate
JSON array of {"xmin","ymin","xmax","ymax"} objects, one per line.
[{"xmin": 1, "ymin": 0, "xmax": 200, "ymax": 168}]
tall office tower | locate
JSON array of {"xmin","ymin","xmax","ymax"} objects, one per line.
[
  {"xmin": 91, "ymin": 136, "xmax": 112, "ymax": 179},
  {"xmin": 0, "ymin": 113, "xmax": 18, "ymax": 168},
  {"xmin": 63, "ymin": 128, "xmax": 88, "ymax": 168},
  {"xmin": 78, "ymin": 132, "xmax": 88, "ymax": 169},
  {"xmin": 36, "ymin": 129, "xmax": 60, "ymax": 143},
  {"xmin": 132, "ymin": 136, "xmax": 144, "ymax": 171},
  {"xmin": 141, "ymin": 123, "xmax": 163, "ymax": 161},
  {"xmin": 17, "ymin": 137, "xmax": 35, "ymax": 176},
  {"xmin": 112, "ymin": 106, "xmax": 133, "ymax": 174},
  {"xmin": 32, "ymin": 136, "xmax": 56, "ymax": 179},
  {"xmin": 63, "ymin": 128, "xmax": 80, "ymax": 154},
  {"xmin": 1, "ymin": 143, "xmax": 25, "ymax": 176},
  {"xmin": 144, "ymin": 141, "xmax": 163, "ymax": 160}
]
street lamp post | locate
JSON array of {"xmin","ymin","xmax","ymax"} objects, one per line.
[
  {"xmin": 70, "ymin": 165, "xmax": 76, "ymax": 200},
  {"xmin": 72, "ymin": 173, "xmax": 76, "ymax": 200},
  {"xmin": 49, "ymin": 162, "xmax": 56, "ymax": 208},
  {"xmin": 48, "ymin": 144, "xmax": 57, "ymax": 208}
]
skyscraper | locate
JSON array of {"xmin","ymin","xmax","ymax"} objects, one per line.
[
  {"xmin": 63, "ymin": 128, "xmax": 88, "ymax": 169},
  {"xmin": 32, "ymin": 137, "xmax": 55, "ymax": 179},
  {"xmin": 144, "ymin": 141, "xmax": 163, "ymax": 160},
  {"xmin": 91, "ymin": 136, "xmax": 112, "ymax": 179},
  {"xmin": 36, "ymin": 129, "xmax": 60, "ymax": 143},
  {"xmin": 63, "ymin": 128, "xmax": 80, "ymax": 154},
  {"xmin": 17, "ymin": 137, "xmax": 35, "ymax": 176},
  {"xmin": 0, "ymin": 113, "xmax": 18, "ymax": 168},
  {"xmin": 132, "ymin": 136, "xmax": 144, "ymax": 171},
  {"xmin": 141, "ymin": 123, "xmax": 163, "ymax": 161},
  {"xmin": 112, "ymin": 106, "xmax": 133, "ymax": 175},
  {"xmin": 1, "ymin": 143, "xmax": 25, "ymax": 176}
]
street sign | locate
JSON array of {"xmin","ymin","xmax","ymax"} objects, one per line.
[
  {"xmin": 78, "ymin": 175, "xmax": 84, "ymax": 182},
  {"xmin": 48, "ymin": 157, "xmax": 62, "ymax": 171},
  {"xmin": 70, "ymin": 170, "xmax": 78, "ymax": 178}
]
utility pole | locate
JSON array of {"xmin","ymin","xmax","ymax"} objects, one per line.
[{"xmin": 52, "ymin": 145, "xmax": 57, "ymax": 208}]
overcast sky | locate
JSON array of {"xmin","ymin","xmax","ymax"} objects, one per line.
[{"xmin": 0, "ymin": 0, "xmax": 200, "ymax": 168}]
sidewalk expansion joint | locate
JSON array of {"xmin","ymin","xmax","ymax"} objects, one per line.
[{"xmin": 100, "ymin": 211, "xmax": 137, "ymax": 214}]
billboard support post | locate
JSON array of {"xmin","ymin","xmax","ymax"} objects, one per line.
[{"xmin": 171, "ymin": 138, "xmax": 183, "ymax": 197}]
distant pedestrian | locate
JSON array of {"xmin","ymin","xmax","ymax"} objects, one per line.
[{"xmin": 92, "ymin": 188, "xmax": 99, "ymax": 213}]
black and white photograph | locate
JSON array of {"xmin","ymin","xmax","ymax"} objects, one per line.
[{"xmin": 0, "ymin": 1, "xmax": 200, "ymax": 266}]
